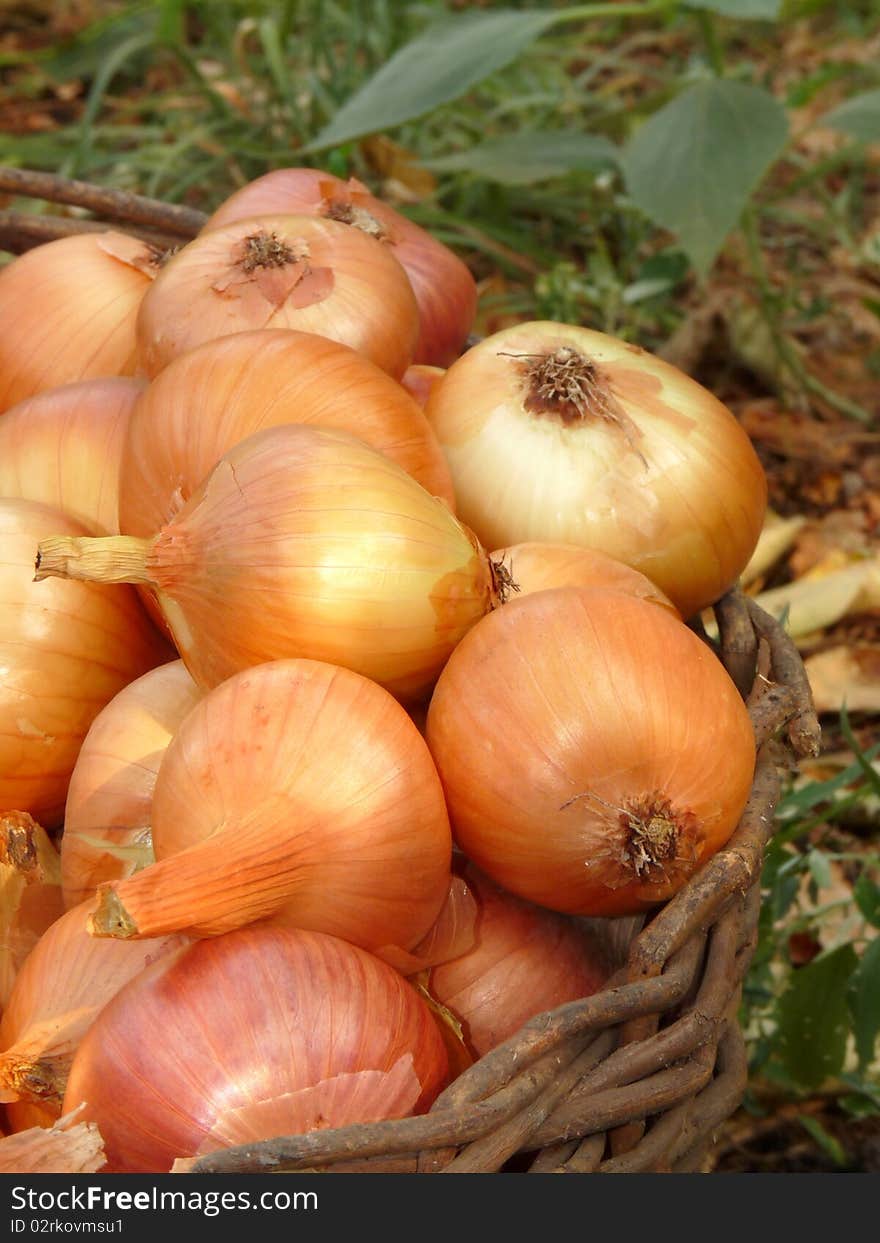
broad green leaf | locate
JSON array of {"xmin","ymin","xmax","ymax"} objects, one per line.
[
  {"xmin": 306, "ymin": 10, "xmax": 558, "ymax": 152},
  {"xmin": 854, "ymin": 873, "xmax": 880, "ymax": 928},
  {"xmin": 683, "ymin": 0, "xmax": 782, "ymax": 17},
  {"xmin": 818, "ymin": 89, "xmax": 880, "ymax": 145},
  {"xmin": 848, "ymin": 936, "xmax": 880, "ymax": 1069},
  {"xmin": 422, "ymin": 130, "xmax": 617, "ymax": 185},
  {"xmin": 776, "ymin": 944, "xmax": 858, "ymax": 1090},
  {"xmin": 620, "ymin": 79, "xmax": 789, "ymax": 274}
]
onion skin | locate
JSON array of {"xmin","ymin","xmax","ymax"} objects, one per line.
[
  {"xmin": 204, "ymin": 170, "xmax": 477, "ymax": 366},
  {"xmin": 119, "ymin": 330, "xmax": 455, "ymax": 547},
  {"xmin": 425, "ymin": 322, "xmax": 767, "ymax": 618},
  {"xmin": 490, "ymin": 542, "xmax": 678, "ymax": 614},
  {"xmin": 136, "ymin": 213, "xmax": 420, "ymax": 379},
  {"xmin": 38, "ymin": 425, "xmax": 496, "ymax": 699},
  {"xmin": 0, "ymin": 500, "xmax": 168, "ymax": 825},
  {"xmin": 63, "ymin": 926, "xmax": 449, "ymax": 1173},
  {"xmin": 0, "ymin": 377, "xmax": 144, "ymax": 536},
  {"xmin": 426, "ymin": 587, "xmax": 756, "ymax": 916},
  {"xmin": 0, "ymin": 1111, "xmax": 105, "ymax": 1173},
  {"xmin": 0, "ymin": 902, "xmax": 184, "ymax": 1121},
  {"xmin": 425, "ymin": 864, "xmax": 610, "ymax": 1058},
  {"xmin": 0, "ymin": 812, "xmax": 63, "ymax": 1010},
  {"xmin": 0, "ymin": 233, "xmax": 157, "ymax": 415},
  {"xmin": 87, "ymin": 658, "xmax": 452, "ymax": 954},
  {"xmin": 61, "ymin": 660, "xmax": 201, "ymax": 910},
  {"xmin": 402, "ymin": 364, "xmax": 446, "ymax": 409}
]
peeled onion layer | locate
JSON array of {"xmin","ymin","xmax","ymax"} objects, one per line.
[
  {"xmin": 0, "ymin": 499, "xmax": 169, "ymax": 825},
  {"xmin": 61, "ymin": 660, "xmax": 201, "ymax": 910},
  {"xmin": 0, "ymin": 232, "xmax": 157, "ymax": 415},
  {"xmin": 490, "ymin": 542, "xmax": 678, "ymax": 613},
  {"xmin": 119, "ymin": 330, "xmax": 455, "ymax": 548},
  {"xmin": 0, "ymin": 377, "xmax": 144, "ymax": 536},
  {"xmin": 85, "ymin": 658, "xmax": 452, "ymax": 953},
  {"xmin": 62, "ymin": 926, "xmax": 449, "ymax": 1173},
  {"xmin": 37, "ymin": 424, "xmax": 497, "ymax": 699},
  {"xmin": 425, "ymin": 323, "xmax": 767, "ymax": 618},
  {"xmin": 136, "ymin": 213, "xmax": 420, "ymax": 379},
  {"xmin": 426, "ymin": 587, "xmax": 757, "ymax": 917},
  {"xmin": 0, "ymin": 901, "xmax": 185, "ymax": 1119},
  {"xmin": 204, "ymin": 169, "xmax": 477, "ymax": 366}
]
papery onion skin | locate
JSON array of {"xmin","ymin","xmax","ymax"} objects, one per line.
[
  {"xmin": 425, "ymin": 322, "xmax": 767, "ymax": 618},
  {"xmin": 88, "ymin": 658, "xmax": 452, "ymax": 953},
  {"xmin": 119, "ymin": 330, "xmax": 455, "ymax": 549},
  {"xmin": 39, "ymin": 425, "xmax": 496, "ymax": 699},
  {"xmin": 426, "ymin": 587, "xmax": 756, "ymax": 916},
  {"xmin": 0, "ymin": 500, "xmax": 168, "ymax": 825},
  {"xmin": 490, "ymin": 542, "xmax": 678, "ymax": 614},
  {"xmin": 425, "ymin": 863, "xmax": 610, "ymax": 1058},
  {"xmin": 61, "ymin": 661, "xmax": 201, "ymax": 910},
  {"xmin": 0, "ymin": 378, "xmax": 144, "ymax": 535},
  {"xmin": 63, "ymin": 925, "xmax": 449, "ymax": 1173},
  {"xmin": 0, "ymin": 233, "xmax": 157, "ymax": 415},
  {"xmin": 204, "ymin": 169, "xmax": 477, "ymax": 366},
  {"xmin": 0, "ymin": 812, "xmax": 64, "ymax": 1010},
  {"xmin": 0, "ymin": 902, "xmax": 185, "ymax": 1121},
  {"xmin": 0, "ymin": 1111, "xmax": 105, "ymax": 1173},
  {"xmin": 136, "ymin": 213, "xmax": 420, "ymax": 379},
  {"xmin": 402, "ymin": 364, "xmax": 446, "ymax": 409}
]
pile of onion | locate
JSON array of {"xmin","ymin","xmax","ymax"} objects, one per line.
[{"xmin": 62, "ymin": 925, "xmax": 449, "ymax": 1173}]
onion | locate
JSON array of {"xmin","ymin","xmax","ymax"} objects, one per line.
[
  {"xmin": 402, "ymin": 363, "xmax": 446, "ymax": 408},
  {"xmin": 84, "ymin": 658, "xmax": 452, "ymax": 953},
  {"xmin": 0, "ymin": 902, "xmax": 184, "ymax": 1123},
  {"xmin": 36, "ymin": 425, "xmax": 497, "ymax": 699},
  {"xmin": 119, "ymin": 330, "xmax": 455, "ymax": 553},
  {"xmin": 423, "ymin": 863, "xmax": 610, "ymax": 1057},
  {"xmin": 0, "ymin": 499, "xmax": 168, "ymax": 825},
  {"xmin": 0, "ymin": 1109, "xmax": 105, "ymax": 1173},
  {"xmin": 425, "ymin": 322, "xmax": 767, "ymax": 617},
  {"xmin": 63, "ymin": 925, "xmax": 449, "ymax": 1173},
  {"xmin": 0, "ymin": 812, "xmax": 63, "ymax": 1010},
  {"xmin": 136, "ymin": 213, "xmax": 419, "ymax": 379},
  {"xmin": 0, "ymin": 378, "xmax": 144, "ymax": 535},
  {"xmin": 61, "ymin": 661, "xmax": 201, "ymax": 910},
  {"xmin": 426, "ymin": 587, "xmax": 756, "ymax": 916},
  {"xmin": 490, "ymin": 542, "xmax": 678, "ymax": 613},
  {"xmin": 204, "ymin": 170, "xmax": 477, "ymax": 366},
  {"xmin": 0, "ymin": 232, "xmax": 158, "ymax": 414}
]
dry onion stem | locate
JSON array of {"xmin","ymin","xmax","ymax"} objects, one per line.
[{"xmin": 0, "ymin": 811, "xmax": 63, "ymax": 1009}]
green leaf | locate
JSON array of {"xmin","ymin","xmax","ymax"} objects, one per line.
[
  {"xmin": 306, "ymin": 10, "xmax": 558, "ymax": 152},
  {"xmin": 806, "ymin": 849, "xmax": 833, "ymax": 891},
  {"xmin": 422, "ymin": 130, "xmax": 617, "ymax": 185},
  {"xmin": 620, "ymin": 79, "xmax": 789, "ymax": 274},
  {"xmin": 818, "ymin": 89, "xmax": 880, "ymax": 144},
  {"xmin": 796, "ymin": 1116, "xmax": 848, "ymax": 1167},
  {"xmin": 683, "ymin": 0, "xmax": 782, "ymax": 18},
  {"xmin": 848, "ymin": 936, "xmax": 880, "ymax": 1070},
  {"xmin": 776, "ymin": 944, "xmax": 858, "ymax": 1090},
  {"xmin": 854, "ymin": 873, "xmax": 880, "ymax": 928}
]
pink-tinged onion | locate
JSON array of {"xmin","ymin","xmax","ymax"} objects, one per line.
[
  {"xmin": 205, "ymin": 169, "xmax": 476, "ymax": 366},
  {"xmin": 36, "ymin": 425, "xmax": 497, "ymax": 700},
  {"xmin": 0, "ymin": 1109, "xmax": 105, "ymax": 1173},
  {"xmin": 402, "ymin": 363, "xmax": 446, "ymax": 408},
  {"xmin": 0, "ymin": 902, "xmax": 185, "ymax": 1122},
  {"xmin": 136, "ymin": 214, "xmax": 419, "ymax": 379},
  {"xmin": 119, "ymin": 330, "xmax": 455, "ymax": 552},
  {"xmin": 424, "ymin": 863, "xmax": 610, "ymax": 1058},
  {"xmin": 63, "ymin": 925, "xmax": 449, "ymax": 1173},
  {"xmin": 0, "ymin": 233, "xmax": 158, "ymax": 415},
  {"xmin": 490, "ymin": 542, "xmax": 678, "ymax": 613},
  {"xmin": 0, "ymin": 500, "xmax": 169, "ymax": 826},
  {"xmin": 425, "ymin": 322, "xmax": 767, "ymax": 617},
  {"xmin": 85, "ymin": 658, "xmax": 452, "ymax": 952},
  {"xmin": 0, "ymin": 812, "xmax": 63, "ymax": 1010},
  {"xmin": 426, "ymin": 588, "xmax": 756, "ymax": 917},
  {"xmin": 0, "ymin": 377, "xmax": 144, "ymax": 535},
  {"xmin": 61, "ymin": 661, "xmax": 201, "ymax": 910}
]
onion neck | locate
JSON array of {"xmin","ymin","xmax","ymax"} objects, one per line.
[
  {"xmin": 323, "ymin": 198, "xmax": 388, "ymax": 242},
  {"xmin": 34, "ymin": 535, "xmax": 155, "ymax": 586}
]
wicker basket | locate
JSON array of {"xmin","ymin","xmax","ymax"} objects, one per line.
[{"xmin": 0, "ymin": 176, "xmax": 821, "ymax": 1175}]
